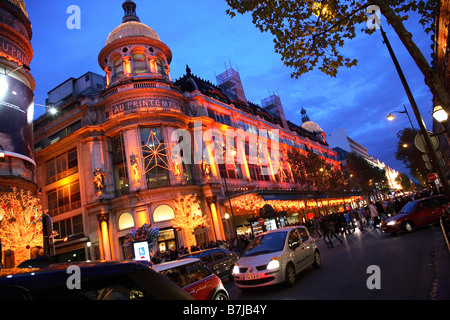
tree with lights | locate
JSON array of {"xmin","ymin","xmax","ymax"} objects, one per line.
[
  {"xmin": 172, "ymin": 193, "xmax": 209, "ymax": 249},
  {"xmin": 0, "ymin": 188, "xmax": 46, "ymax": 266}
]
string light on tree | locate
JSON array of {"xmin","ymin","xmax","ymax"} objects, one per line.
[
  {"xmin": 172, "ymin": 193, "xmax": 209, "ymax": 249},
  {"xmin": 0, "ymin": 188, "xmax": 49, "ymax": 266}
]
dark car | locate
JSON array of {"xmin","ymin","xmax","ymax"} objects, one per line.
[
  {"xmin": 179, "ymin": 247, "xmax": 238, "ymax": 281},
  {"xmin": 0, "ymin": 260, "xmax": 193, "ymax": 300},
  {"xmin": 381, "ymin": 195, "xmax": 448, "ymax": 234},
  {"xmin": 153, "ymin": 258, "xmax": 228, "ymax": 300}
]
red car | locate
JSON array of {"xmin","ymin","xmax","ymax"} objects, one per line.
[
  {"xmin": 381, "ymin": 195, "xmax": 448, "ymax": 233},
  {"xmin": 152, "ymin": 258, "xmax": 229, "ymax": 300}
]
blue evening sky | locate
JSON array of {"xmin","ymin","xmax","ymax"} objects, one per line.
[{"xmin": 25, "ymin": 1, "xmax": 435, "ymax": 177}]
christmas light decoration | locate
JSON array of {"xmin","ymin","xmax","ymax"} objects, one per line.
[
  {"xmin": 172, "ymin": 193, "xmax": 209, "ymax": 248},
  {"xmin": 0, "ymin": 188, "xmax": 47, "ymax": 266},
  {"xmin": 137, "ymin": 130, "xmax": 173, "ymax": 174}
]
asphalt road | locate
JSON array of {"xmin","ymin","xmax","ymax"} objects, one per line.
[{"xmin": 224, "ymin": 224, "xmax": 450, "ymax": 300}]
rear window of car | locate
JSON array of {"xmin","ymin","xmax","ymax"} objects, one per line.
[{"xmin": 158, "ymin": 262, "xmax": 211, "ymax": 288}]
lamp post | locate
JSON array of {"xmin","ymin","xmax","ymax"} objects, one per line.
[
  {"xmin": 387, "ymin": 105, "xmax": 416, "ymax": 130},
  {"xmin": 380, "ymin": 26, "xmax": 450, "ymax": 199},
  {"xmin": 432, "ymin": 105, "xmax": 450, "ymax": 135}
]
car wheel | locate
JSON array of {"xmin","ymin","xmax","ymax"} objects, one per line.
[
  {"xmin": 312, "ymin": 250, "xmax": 321, "ymax": 269},
  {"xmin": 213, "ymin": 290, "xmax": 228, "ymax": 300},
  {"xmin": 285, "ymin": 263, "xmax": 296, "ymax": 287},
  {"xmin": 402, "ymin": 221, "xmax": 414, "ymax": 233}
]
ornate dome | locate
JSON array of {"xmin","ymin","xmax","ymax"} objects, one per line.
[
  {"xmin": 301, "ymin": 121, "xmax": 323, "ymax": 133},
  {"xmin": 106, "ymin": 21, "xmax": 161, "ymax": 45},
  {"xmin": 105, "ymin": 1, "xmax": 161, "ymax": 46},
  {"xmin": 300, "ymin": 107, "xmax": 323, "ymax": 133}
]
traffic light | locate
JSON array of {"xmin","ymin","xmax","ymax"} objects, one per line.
[{"xmin": 42, "ymin": 214, "xmax": 54, "ymax": 256}]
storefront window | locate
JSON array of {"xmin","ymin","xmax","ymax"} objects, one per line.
[{"xmin": 158, "ymin": 228, "xmax": 176, "ymax": 252}]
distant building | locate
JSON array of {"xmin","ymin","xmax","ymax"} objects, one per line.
[{"xmin": 326, "ymin": 128, "xmax": 400, "ymax": 190}]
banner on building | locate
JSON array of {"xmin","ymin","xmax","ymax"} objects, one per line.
[{"xmin": 0, "ymin": 73, "xmax": 35, "ymax": 165}]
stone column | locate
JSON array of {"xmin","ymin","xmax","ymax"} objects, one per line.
[
  {"xmin": 206, "ymin": 196, "xmax": 224, "ymax": 241},
  {"xmin": 98, "ymin": 213, "xmax": 112, "ymax": 260}
]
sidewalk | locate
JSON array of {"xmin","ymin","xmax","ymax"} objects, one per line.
[{"xmin": 433, "ymin": 235, "xmax": 450, "ymax": 300}]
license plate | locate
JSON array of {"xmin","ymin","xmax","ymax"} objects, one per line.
[{"xmin": 244, "ymin": 274, "xmax": 260, "ymax": 280}]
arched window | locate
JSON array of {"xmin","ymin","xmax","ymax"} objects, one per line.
[
  {"xmin": 156, "ymin": 58, "xmax": 166, "ymax": 77},
  {"xmin": 153, "ymin": 204, "xmax": 175, "ymax": 222},
  {"xmin": 133, "ymin": 52, "xmax": 149, "ymax": 74},
  {"xmin": 113, "ymin": 57, "xmax": 124, "ymax": 80},
  {"xmin": 118, "ymin": 212, "xmax": 135, "ymax": 230}
]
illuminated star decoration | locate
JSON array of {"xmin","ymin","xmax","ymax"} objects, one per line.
[{"xmin": 137, "ymin": 130, "xmax": 173, "ymax": 175}]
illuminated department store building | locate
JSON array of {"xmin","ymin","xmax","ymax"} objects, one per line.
[{"xmin": 33, "ymin": 1, "xmax": 359, "ymax": 262}]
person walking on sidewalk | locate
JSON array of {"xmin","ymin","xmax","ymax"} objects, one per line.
[
  {"xmin": 328, "ymin": 215, "xmax": 344, "ymax": 245},
  {"xmin": 369, "ymin": 202, "xmax": 380, "ymax": 228},
  {"xmin": 319, "ymin": 217, "xmax": 333, "ymax": 247}
]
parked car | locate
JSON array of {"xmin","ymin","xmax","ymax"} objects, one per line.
[
  {"xmin": 381, "ymin": 195, "xmax": 448, "ymax": 234},
  {"xmin": 152, "ymin": 258, "xmax": 229, "ymax": 300},
  {"xmin": 0, "ymin": 260, "xmax": 192, "ymax": 300},
  {"xmin": 232, "ymin": 226, "xmax": 321, "ymax": 290},
  {"xmin": 179, "ymin": 247, "xmax": 238, "ymax": 281}
]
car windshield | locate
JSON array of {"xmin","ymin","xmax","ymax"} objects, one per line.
[
  {"xmin": 399, "ymin": 201, "xmax": 418, "ymax": 214},
  {"xmin": 243, "ymin": 231, "xmax": 287, "ymax": 257}
]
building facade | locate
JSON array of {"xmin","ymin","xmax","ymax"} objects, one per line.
[{"xmin": 33, "ymin": 1, "xmax": 356, "ymax": 262}]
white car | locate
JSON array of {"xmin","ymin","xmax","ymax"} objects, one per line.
[{"xmin": 232, "ymin": 226, "xmax": 321, "ymax": 289}]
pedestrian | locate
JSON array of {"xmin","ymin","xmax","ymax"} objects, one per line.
[
  {"xmin": 313, "ymin": 217, "xmax": 322, "ymax": 238},
  {"xmin": 328, "ymin": 216, "xmax": 344, "ymax": 245},
  {"xmin": 322, "ymin": 217, "xmax": 333, "ymax": 247},
  {"xmin": 369, "ymin": 202, "xmax": 380, "ymax": 228}
]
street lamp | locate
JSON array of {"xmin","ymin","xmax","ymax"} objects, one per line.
[
  {"xmin": 35, "ymin": 103, "xmax": 57, "ymax": 115},
  {"xmin": 387, "ymin": 105, "xmax": 415, "ymax": 130},
  {"xmin": 432, "ymin": 105, "xmax": 448, "ymax": 123}
]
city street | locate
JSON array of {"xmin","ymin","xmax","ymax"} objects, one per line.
[{"xmin": 224, "ymin": 224, "xmax": 450, "ymax": 300}]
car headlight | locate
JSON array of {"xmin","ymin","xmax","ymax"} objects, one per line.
[
  {"xmin": 387, "ymin": 221, "xmax": 398, "ymax": 226},
  {"xmin": 232, "ymin": 263, "xmax": 240, "ymax": 275},
  {"xmin": 267, "ymin": 257, "xmax": 280, "ymax": 270}
]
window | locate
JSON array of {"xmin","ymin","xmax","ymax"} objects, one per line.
[
  {"xmin": 153, "ymin": 204, "xmax": 175, "ymax": 222},
  {"xmin": 140, "ymin": 127, "xmax": 169, "ymax": 188},
  {"xmin": 156, "ymin": 58, "xmax": 166, "ymax": 77},
  {"xmin": 133, "ymin": 52, "xmax": 148, "ymax": 74},
  {"xmin": 119, "ymin": 213, "xmax": 135, "ymax": 230},
  {"xmin": 53, "ymin": 214, "xmax": 84, "ymax": 240},
  {"xmin": 47, "ymin": 180, "xmax": 81, "ymax": 217},
  {"xmin": 46, "ymin": 148, "xmax": 78, "ymax": 184},
  {"xmin": 47, "ymin": 121, "xmax": 82, "ymax": 147},
  {"xmin": 288, "ymin": 229, "xmax": 300, "ymax": 249},
  {"xmin": 298, "ymin": 227, "xmax": 309, "ymax": 242},
  {"xmin": 158, "ymin": 262, "xmax": 211, "ymax": 288},
  {"xmin": 113, "ymin": 57, "xmax": 124, "ymax": 80},
  {"xmin": 112, "ymin": 134, "xmax": 129, "ymax": 194}
]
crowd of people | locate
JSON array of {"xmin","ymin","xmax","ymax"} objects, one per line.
[{"xmin": 151, "ymin": 188, "xmax": 445, "ymax": 261}]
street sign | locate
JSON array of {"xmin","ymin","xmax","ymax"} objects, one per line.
[
  {"xmin": 414, "ymin": 131, "xmax": 439, "ymax": 153},
  {"xmin": 428, "ymin": 173, "xmax": 437, "ymax": 182},
  {"xmin": 258, "ymin": 218, "xmax": 265, "ymax": 225}
]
